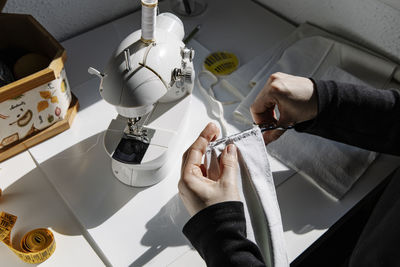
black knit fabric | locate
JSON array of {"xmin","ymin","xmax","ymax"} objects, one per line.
[
  {"xmin": 295, "ymin": 80, "xmax": 400, "ymax": 155},
  {"xmin": 183, "ymin": 201, "xmax": 265, "ymax": 267}
]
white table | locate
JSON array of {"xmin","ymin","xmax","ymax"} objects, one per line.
[
  {"xmin": 0, "ymin": 152, "xmax": 105, "ymax": 266},
  {"xmin": 1, "ymin": 0, "xmax": 399, "ymax": 266}
]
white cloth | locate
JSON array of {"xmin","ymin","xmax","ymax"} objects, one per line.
[
  {"xmin": 205, "ymin": 127, "xmax": 288, "ymax": 267},
  {"xmin": 196, "ymin": 70, "xmax": 230, "ymax": 137},
  {"xmin": 233, "ymin": 24, "xmax": 397, "ymax": 200},
  {"xmin": 234, "ymin": 23, "xmax": 397, "ymax": 123}
]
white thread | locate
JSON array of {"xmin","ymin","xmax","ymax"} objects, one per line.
[
  {"xmin": 203, "ymin": 70, "xmax": 245, "ymax": 106},
  {"xmin": 141, "ymin": 0, "xmax": 158, "ymax": 42},
  {"xmin": 197, "ymin": 70, "xmax": 229, "ymax": 137}
]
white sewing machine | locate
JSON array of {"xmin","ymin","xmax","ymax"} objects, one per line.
[{"xmin": 89, "ymin": 0, "xmax": 194, "ymax": 187}]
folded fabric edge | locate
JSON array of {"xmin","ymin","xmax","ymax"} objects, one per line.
[{"xmin": 268, "ymin": 146, "xmax": 379, "ymax": 201}]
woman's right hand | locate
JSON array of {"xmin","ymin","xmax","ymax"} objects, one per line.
[{"xmin": 250, "ymin": 72, "xmax": 318, "ymax": 144}]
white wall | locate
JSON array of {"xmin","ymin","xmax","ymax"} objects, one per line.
[
  {"xmin": 3, "ymin": 0, "xmax": 400, "ymax": 62},
  {"xmin": 3, "ymin": 0, "xmax": 141, "ymax": 41},
  {"xmin": 254, "ymin": 0, "xmax": 400, "ymax": 62}
]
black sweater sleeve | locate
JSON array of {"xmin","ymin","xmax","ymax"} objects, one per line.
[
  {"xmin": 295, "ymin": 80, "xmax": 400, "ymax": 155},
  {"xmin": 183, "ymin": 201, "xmax": 266, "ymax": 267}
]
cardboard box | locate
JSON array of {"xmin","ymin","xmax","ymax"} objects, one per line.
[{"xmin": 0, "ymin": 2, "xmax": 78, "ymax": 161}]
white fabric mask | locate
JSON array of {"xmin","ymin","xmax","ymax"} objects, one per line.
[{"xmin": 205, "ymin": 127, "xmax": 288, "ymax": 267}]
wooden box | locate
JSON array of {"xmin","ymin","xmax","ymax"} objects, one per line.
[{"xmin": 0, "ymin": 2, "xmax": 78, "ymax": 162}]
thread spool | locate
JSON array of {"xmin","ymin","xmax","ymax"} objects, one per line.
[{"xmin": 141, "ymin": 0, "xmax": 158, "ymax": 43}]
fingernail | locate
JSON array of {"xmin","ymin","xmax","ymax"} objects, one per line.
[{"xmin": 227, "ymin": 144, "xmax": 236, "ymax": 156}]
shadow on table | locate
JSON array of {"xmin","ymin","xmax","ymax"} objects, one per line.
[
  {"xmin": 130, "ymin": 194, "xmax": 191, "ymax": 267},
  {"xmin": 0, "ymin": 158, "xmax": 112, "ymax": 266},
  {"xmin": 276, "ymin": 173, "xmax": 339, "ymax": 235},
  {"xmin": 1, "ymin": 130, "xmax": 147, "ymax": 265},
  {"xmin": 36, "ymin": 131, "xmax": 144, "ymax": 230},
  {"xmin": 0, "ymin": 163, "xmax": 87, "ymax": 239}
]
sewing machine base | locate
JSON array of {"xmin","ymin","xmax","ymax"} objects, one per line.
[
  {"xmin": 104, "ymin": 94, "xmax": 191, "ymax": 187},
  {"xmin": 111, "ymin": 155, "xmax": 174, "ymax": 187}
]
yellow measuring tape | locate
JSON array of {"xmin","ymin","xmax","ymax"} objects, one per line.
[{"xmin": 0, "ymin": 189, "xmax": 56, "ymax": 264}]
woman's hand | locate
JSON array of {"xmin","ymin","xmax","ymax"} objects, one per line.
[
  {"xmin": 178, "ymin": 123, "xmax": 240, "ymax": 216},
  {"xmin": 250, "ymin": 72, "xmax": 318, "ymax": 144}
]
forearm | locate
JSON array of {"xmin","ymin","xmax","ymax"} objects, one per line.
[
  {"xmin": 295, "ymin": 80, "xmax": 400, "ymax": 155},
  {"xmin": 183, "ymin": 201, "xmax": 265, "ymax": 267}
]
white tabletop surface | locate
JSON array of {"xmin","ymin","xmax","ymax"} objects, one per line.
[
  {"xmin": 1, "ymin": 0, "xmax": 399, "ymax": 266},
  {"xmin": 0, "ymin": 152, "xmax": 104, "ymax": 266}
]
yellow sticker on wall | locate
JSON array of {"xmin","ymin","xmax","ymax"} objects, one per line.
[
  {"xmin": 0, "ymin": 211, "xmax": 55, "ymax": 264},
  {"xmin": 204, "ymin": 52, "xmax": 239, "ymax": 76}
]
